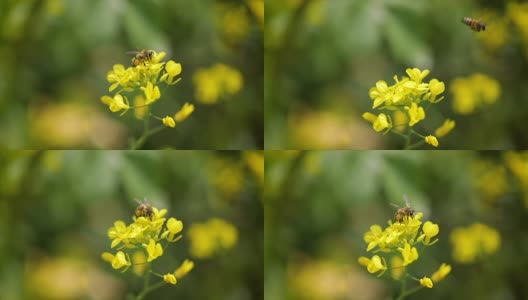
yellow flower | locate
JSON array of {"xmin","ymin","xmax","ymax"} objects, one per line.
[
  {"xmin": 193, "ymin": 63, "xmax": 243, "ymax": 104},
  {"xmin": 369, "ymin": 80, "xmax": 390, "ymax": 108},
  {"xmin": 162, "ymin": 116, "xmax": 176, "ymax": 128},
  {"xmin": 362, "ymin": 112, "xmax": 378, "ymax": 123},
  {"xmin": 163, "ymin": 273, "xmax": 177, "ymax": 285},
  {"xmin": 101, "ymin": 94, "xmax": 130, "ymax": 113},
  {"xmin": 450, "ymin": 223, "xmax": 501, "ymax": 263},
  {"xmin": 174, "ymin": 259, "xmax": 194, "ymax": 279},
  {"xmin": 111, "ymin": 251, "xmax": 131, "ymax": 270},
  {"xmin": 366, "ymin": 255, "xmax": 387, "ymax": 276},
  {"xmin": 174, "ymin": 102, "xmax": 195, "ymax": 122},
  {"xmin": 406, "ymin": 68, "xmax": 430, "ymax": 83},
  {"xmin": 145, "ymin": 239, "xmax": 163, "ymax": 262},
  {"xmin": 391, "ymin": 256, "xmax": 405, "ymax": 280},
  {"xmin": 101, "ymin": 252, "xmax": 114, "ymax": 263},
  {"xmin": 132, "ymin": 251, "xmax": 147, "ymax": 276},
  {"xmin": 450, "ymin": 73, "xmax": 501, "ymax": 115},
  {"xmin": 400, "ymin": 243, "xmax": 419, "ymax": 266},
  {"xmin": 373, "ymin": 114, "xmax": 392, "ymax": 132},
  {"xmin": 435, "ymin": 119, "xmax": 455, "ymax": 137},
  {"xmin": 431, "ymin": 263, "xmax": 451, "ymax": 282},
  {"xmin": 188, "ymin": 218, "xmax": 238, "ymax": 258},
  {"xmin": 425, "ymin": 135, "xmax": 439, "ymax": 147},
  {"xmin": 160, "ymin": 60, "xmax": 182, "ymax": 85},
  {"xmin": 428, "ymin": 78, "xmax": 445, "ymax": 102},
  {"xmin": 419, "ymin": 277, "xmax": 434, "ymax": 288},
  {"xmin": 407, "ymin": 103, "xmax": 425, "ymax": 126},
  {"xmin": 133, "ymin": 95, "xmax": 147, "ymax": 120},
  {"xmin": 164, "ymin": 217, "xmax": 183, "ymax": 242},
  {"xmin": 419, "ymin": 221, "xmax": 439, "ymax": 245},
  {"xmin": 141, "ymin": 82, "xmax": 161, "ymax": 104}
]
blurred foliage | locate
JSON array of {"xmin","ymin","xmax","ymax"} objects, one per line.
[
  {"xmin": 265, "ymin": 0, "xmax": 528, "ymax": 149},
  {"xmin": 0, "ymin": 150, "xmax": 263, "ymax": 300},
  {"xmin": 0, "ymin": 0, "xmax": 263, "ymax": 149},
  {"xmin": 264, "ymin": 150, "xmax": 528, "ymax": 300}
]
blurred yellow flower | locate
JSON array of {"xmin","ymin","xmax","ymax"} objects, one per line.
[
  {"xmin": 391, "ymin": 256, "xmax": 405, "ymax": 280},
  {"xmin": 247, "ymin": 0, "xmax": 264, "ymax": 25},
  {"xmin": 216, "ymin": 4, "xmax": 250, "ymax": 44},
  {"xmin": 450, "ymin": 223, "xmax": 501, "ymax": 264},
  {"xmin": 450, "ymin": 73, "xmax": 501, "ymax": 114},
  {"xmin": 132, "ymin": 251, "xmax": 147, "ymax": 276},
  {"xmin": 505, "ymin": 152, "xmax": 528, "ymax": 208},
  {"xmin": 193, "ymin": 63, "xmax": 243, "ymax": 104},
  {"xmin": 473, "ymin": 159, "xmax": 507, "ymax": 203},
  {"xmin": 174, "ymin": 259, "xmax": 195, "ymax": 279},
  {"xmin": 420, "ymin": 277, "xmax": 433, "ymax": 288},
  {"xmin": 134, "ymin": 95, "xmax": 147, "ymax": 120},
  {"xmin": 174, "ymin": 102, "xmax": 195, "ymax": 122},
  {"xmin": 188, "ymin": 218, "xmax": 238, "ymax": 259},
  {"xmin": 435, "ymin": 119, "xmax": 455, "ymax": 138},
  {"xmin": 476, "ymin": 10, "xmax": 510, "ymax": 52},
  {"xmin": 431, "ymin": 263, "xmax": 451, "ymax": 282}
]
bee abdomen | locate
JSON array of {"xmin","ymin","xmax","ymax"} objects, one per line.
[{"xmin": 462, "ymin": 17, "xmax": 486, "ymax": 32}]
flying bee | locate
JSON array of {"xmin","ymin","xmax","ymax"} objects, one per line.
[
  {"xmin": 127, "ymin": 49, "xmax": 155, "ymax": 66},
  {"xmin": 135, "ymin": 198, "xmax": 154, "ymax": 220},
  {"xmin": 462, "ymin": 17, "xmax": 486, "ymax": 32},
  {"xmin": 391, "ymin": 195, "xmax": 415, "ymax": 223}
]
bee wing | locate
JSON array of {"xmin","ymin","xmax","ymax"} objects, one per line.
[
  {"xmin": 126, "ymin": 51, "xmax": 140, "ymax": 55},
  {"xmin": 390, "ymin": 203, "xmax": 401, "ymax": 209},
  {"xmin": 402, "ymin": 194, "xmax": 411, "ymax": 207}
]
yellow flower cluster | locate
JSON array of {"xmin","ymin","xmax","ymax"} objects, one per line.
[
  {"xmin": 508, "ymin": 3, "xmax": 528, "ymax": 57},
  {"xmin": 363, "ymin": 68, "xmax": 454, "ymax": 148},
  {"xmin": 450, "ymin": 73, "xmax": 501, "ymax": 115},
  {"xmin": 100, "ymin": 50, "xmax": 194, "ymax": 129},
  {"xmin": 505, "ymin": 152, "xmax": 528, "ymax": 208},
  {"xmin": 450, "ymin": 223, "xmax": 501, "ymax": 264},
  {"xmin": 358, "ymin": 211, "xmax": 450, "ymax": 291},
  {"xmin": 101, "ymin": 205, "xmax": 193, "ymax": 284},
  {"xmin": 193, "ymin": 63, "xmax": 243, "ymax": 104},
  {"xmin": 473, "ymin": 159, "xmax": 508, "ymax": 204},
  {"xmin": 188, "ymin": 218, "xmax": 238, "ymax": 259}
]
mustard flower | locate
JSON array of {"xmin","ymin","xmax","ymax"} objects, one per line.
[
  {"xmin": 359, "ymin": 199, "xmax": 450, "ymax": 297},
  {"xmin": 101, "ymin": 50, "xmax": 193, "ymax": 148},
  {"xmin": 111, "ymin": 251, "xmax": 131, "ymax": 270},
  {"xmin": 193, "ymin": 63, "xmax": 243, "ymax": 104},
  {"xmin": 450, "ymin": 73, "xmax": 501, "ymax": 114},
  {"xmin": 141, "ymin": 82, "xmax": 161, "ymax": 105},
  {"xmin": 160, "ymin": 60, "xmax": 182, "ymax": 85},
  {"xmin": 174, "ymin": 102, "xmax": 195, "ymax": 122},
  {"xmin": 363, "ymin": 68, "xmax": 452, "ymax": 148},
  {"xmin": 431, "ymin": 263, "xmax": 451, "ymax": 282},
  {"xmin": 400, "ymin": 243, "xmax": 419, "ymax": 266},
  {"xmin": 435, "ymin": 119, "xmax": 455, "ymax": 138},
  {"xmin": 450, "ymin": 223, "xmax": 501, "ymax": 263},
  {"xmin": 162, "ymin": 116, "xmax": 176, "ymax": 128},
  {"xmin": 407, "ymin": 103, "xmax": 425, "ymax": 126},
  {"xmin": 188, "ymin": 218, "xmax": 238, "ymax": 258},
  {"xmin": 174, "ymin": 259, "xmax": 195, "ymax": 279},
  {"xmin": 102, "ymin": 202, "xmax": 193, "ymax": 297},
  {"xmin": 419, "ymin": 277, "xmax": 434, "ymax": 288},
  {"xmin": 163, "ymin": 273, "xmax": 177, "ymax": 285},
  {"xmin": 425, "ymin": 135, "xmax": 439, "ymax": 147}
]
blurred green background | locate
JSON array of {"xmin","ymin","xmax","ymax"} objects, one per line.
[
  {"xmin": 265, "ymin": 0, "xmax": 528, "ymax": 149},
  {"xmin": 0, "ymin": 0, "xmax": 263, "ymax": 149},
  {"xmin": 265, "ymin": 150, "xmax": 528, "ymax": 300},
  {"xmin": 0, "ymin": 150, "xmax": 263, "ymax": 299}
]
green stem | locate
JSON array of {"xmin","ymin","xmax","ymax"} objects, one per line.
[
  {"xmin": 136, "ymin": 280, "xmax": 166, "ymax": 300},
  {"xmin": 403, "ymin": 127, "xmax": 412, "ymax": 149},
  {"xmin": 130, "ymin": 125, "xmax": 165, "ymax": 150},
  {"xmin": 396, "ymin": 285, "xmax": 423, "ymax": 300}
]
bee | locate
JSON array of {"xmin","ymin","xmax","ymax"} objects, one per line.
[
  {"xmin": 391, "ymin": 195, "xmax": 415, "ymax": 223},
  {"xmin": 127, "ymin": 49, "xmax": 155, "ymax": 66},
  {"xmin": 135, "ymin": 198, "xmax": 154, "ymax": 220},
  {"xmin": 462, "ymin": 17, "xmax": 486, "ymax": 32}
]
